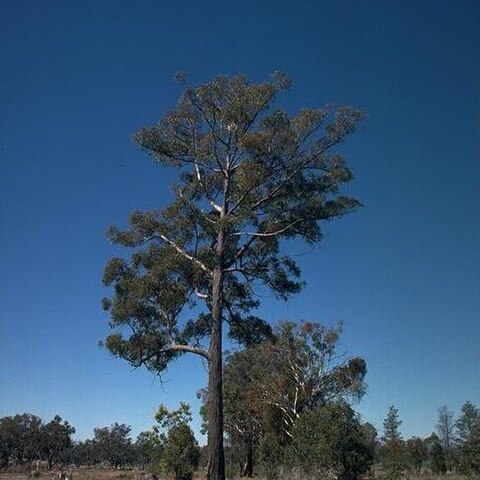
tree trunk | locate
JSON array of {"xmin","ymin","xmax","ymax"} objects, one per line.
[
  {"xmin": 242, "ymin": 441, "xmax": 254, "ymax": 477},
  {"xmin": 207, "ymin": 230, "xmax": 226, "ymax": 480}
]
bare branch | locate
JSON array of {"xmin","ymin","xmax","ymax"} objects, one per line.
[
  {"xmin": 162, "ymin": 343, "xmax": 210, "ymax": 360},
  {"xmin": 232, "ymin": 219, "xmax": 302, "ymax": 237},
  {"xmin": 155, "ymin": 233, "xmax": 212, "ymax": 276},
  {"xmin": 194, "ymin": 289, "xmax": 209, "ymax": 300}
]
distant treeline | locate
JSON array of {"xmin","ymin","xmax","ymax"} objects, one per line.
[
  {"xmin": 1, "ymin": 323, "xmax": 479, "ymax": 480},
  {"xmin": 0, "ymin": 400, "xmax": 479, "ymax": 479}
]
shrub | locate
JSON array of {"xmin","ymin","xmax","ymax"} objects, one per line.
[
  {"xmin": 285, "ymin": 403, "xmax": 375, "ymax": 480},
  {"xmin": 161, "ymin": 423, "xmax": 199, "ymax": 480}
]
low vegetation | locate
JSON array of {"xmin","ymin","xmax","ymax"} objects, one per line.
[{"xmin": 1, "ymin": 325, "xmax": 479, "ymax": 480}]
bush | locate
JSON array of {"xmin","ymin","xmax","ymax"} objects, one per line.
[
  {"xmin": 161, "ymin": 423, "xmax": 199, "ymax": 480},
  {"xmin": 284, "ymin": 403, "xmax": 375, "ymax": 480}
]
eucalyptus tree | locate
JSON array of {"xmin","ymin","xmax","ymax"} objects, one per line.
[
  {"xmin": 41, "ymin": 415, "xmax": 75, "ymax": 469},
  {"xmin": 285, "ymin": 403, "xmax": 375, "ymax": 480},
  {"xmin": 436, "ymin": 405, "xmax": 455, "ymax": 470},
  {"xmin": 456, "ymin": 401, "xmax": 480, "ymax": 473},
  {"xmin": 102, "ymin": 72, "xmax": 363, "ymax": 480},
  {"xmin": 380, "ymin": 406, "xmax": 405, "ymax": 479},
  {"xmin": 208, "ymin": 321, "xmax": 366, "ymax": 476},
  {"xmin": 0, "ymin": 413, "xmax": 43, "ymax": 466},
  {"xmin": 154, "ymin": 404, "xmax": 200, "ymax": 480},
  {"xmin": 425, "ymin": 434, "xmax": 447, "ymax": 474},
  {"xmin": 382, "ymin": 406, "xmax": 403, "ymax": 444},
  {"xmin": 93, "ymin": 423, "xmax": 135, "ymax": 468},
  {"xmin": 240, "ymin": 322, "xmax": 367, "ymax": 440}
]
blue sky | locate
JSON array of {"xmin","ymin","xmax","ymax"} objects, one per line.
[{"xmin": 0, "ymin": 0, "xmax": 478, "ymax": 442}]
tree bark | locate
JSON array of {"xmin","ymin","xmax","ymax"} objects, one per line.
[
  {"xmin": 242, "ymin": 441, "xmax": 254, "ymax": 477},
  {"xmin": 207, "ymin": 227, "xmax": 226, "ymax": 480}
]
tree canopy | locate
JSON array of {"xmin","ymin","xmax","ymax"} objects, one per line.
[{"xmin": 201, "ymin": 321, "xmax": 367, "ymax": 477}]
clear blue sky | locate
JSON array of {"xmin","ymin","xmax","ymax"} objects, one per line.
[{"xmin": 1, "ymin": 0, "xmax": 478, "ymax": 443}]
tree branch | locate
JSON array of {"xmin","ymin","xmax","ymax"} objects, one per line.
[
  {"xmin": 232, "ymin": 219, "xmax": 302, "ymax": 237},
  {"xmin": 155, "ymin": 233, "xmax": 213, "ymax": 276},
  {"xmin": 162, "ymin": 343, "xmax": 210, "ymax": 360}
]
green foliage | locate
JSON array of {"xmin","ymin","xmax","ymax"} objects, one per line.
[
  {"xmin": 70, "ymin": 439, "xmax": 100, "ymax": 466},
  {"xmin": 161, "ymin": 423, "xmax": 200, "ymax": 480},
  {"xmin": 380, "ymin": 406, "xmax": 405, "ymax": 480},
  {"xmin": 456, "ymin": 401, "xmax": 480, "ymax": 474},
  {"xmin": 228, "ymin": 321, "xmax": 367, "ymax": 441},
  {"xmin": 0, "ymin": 413, "xmax": 76, "ymax": 469},
  {"xmin": 136, "ymin": 403, "xmax": 200, "ymax": 480},
  {"xmin": 0, "ymin": 413, "xmax": 43, "ymax": 466},
  {"xmin": 257, "ymin": 431, "xmax": 285, "ymax": 480},
  {"xmin": 222, "ymin": 350, "xmax": 263, "ymax": 476},
  {"xmin": 456, "ymin": 401, "xmax": 479, "ymax": 443},
  {"xmin": 102, "ymin": 72, "xmax": 363, "ymax": 372},
  {"xmin": 136, "ymin": 430, "xmax": 163, "ymax": 470},
  {"xmin": 154, "ymin": 402, "xmax": 192, "ymax": 432},
  {"xmin": 382, "ymin": 406, "xmax": 403, "ymax": 444},
  {"xmin": 102, "ymin": 72, "xmax": 363, "ymax": 479},
  {"xmin": 93, "ymin": 423, "xmax": 135, "ymax": 468},
  {"xmin": 201, "ymin": 321, "xmax": 367, "ymax": 477},
  {"xmin": 425, "ymin": 433, "xmax": 447, "ymax": 474},
  {"xmin": 405, "ymin": 437, "xmax": 427, "ymax": 474},
  {"xmin": 41, "ymin": 415, "xmax": 75, "ymax": 469},
  {"xmin": 284, "ymin": 403, "xmax": 375, "ymax": 480}
]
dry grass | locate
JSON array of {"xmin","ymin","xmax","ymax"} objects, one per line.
[
  {"xmin": 1, "ymin": 471, "xmax": 476, "ymax": 480},
  {"xmin": 0, "ymin": 469, "xmax": 146, "ymax": 480}
]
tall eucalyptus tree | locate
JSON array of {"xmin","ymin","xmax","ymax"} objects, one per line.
[{"xmin": 102, "ymin": 72, "xmax": 363, "ymax": 480}]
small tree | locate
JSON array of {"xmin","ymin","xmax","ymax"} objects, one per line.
[
  {"xmin": 154, "ymin": 402, "xmax": 193, "ymax": 433},
  {"xmin": 136, "ymin": 430, "xmax": 163, "ymax": 470},
  {"xmin": 210, "ymin": 347, "xmax": 264, "ymax": 477},
  {"xmin": 436, "ymin": 405, "xmax": 455, "ymax": 470},
  {"xmin": 229, "ymin": 322, "xmax": 366, "ymax": 440},
  {"xmin": 425, "ymin": 433, "xmax": 447, "ymax": 474},
  {"xmin": 41, "ymin": 415, "xmax": 75, "ymax": 469},
  {"xmin": 380, "ymin": 406, "xmax": 405, "ymax": 480},
  {"xmin": 151, "ymin": 403, "xmax": 200, "ymax": 480},
  {"xmin": 456, "ymin": 401, "xmax": 480, "ymax": 474},
  {"xmin": 162, "ymin": 424, "xmax": 200, "ymax": 480},
  {"xmin": 405, "ymin": 437, "xmax": 427, "ymax": 474},
  {"xmin": 102, "ymin": 73, "xmax": 363, "ymax": 480},
  {"xmin": 456, "ymin": 401, "xmax": 479, "ymax": 444},
  {"xmin": 202, "ymin": 321, "xmax": 366, "ymax": 477},
  {"xmin": 70, "ymin": 439, "xmax": 99, "ymax": 466},
  {"xmin": 382, "ymin": 406, "xmax": 402, "ymax": 444},
  {"xmin": 0, "ymin": 413, "xmax": 43, "ymax": 466},
  {"xmin": 93, "ymin": 423, "xmax": 135, "ymax": 468},
  {"xmin": 285, "ymin": 403, "xmax": 375, "ymax": 480}
]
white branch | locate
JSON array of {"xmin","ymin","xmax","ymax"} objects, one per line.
[
  {"xmin": 162, "ymin": 343, "xmax": 210, "ymax": 360},
  {"xmin": 210, "ymin": 201, "xmax": 222, "ymax": 213},
  {"xmin": 157, "ymin": 233, "xmax": 212, "ymax": 276},
  {"xmin": 232, "ymin": 219, "xmax": 302, "ymax": 237},
  {"xmin": 194, "ymin": 289, "xmax": 209, "ymax": 300}
]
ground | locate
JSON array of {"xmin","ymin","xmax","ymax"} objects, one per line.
[{"xmin": 0, "ymin": 469, "xmax": 147, "ymax": 480}]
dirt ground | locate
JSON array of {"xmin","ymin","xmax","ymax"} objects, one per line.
[{"xmin": 0, "ymin": 469, "xmax": 148, "ymax": 480}]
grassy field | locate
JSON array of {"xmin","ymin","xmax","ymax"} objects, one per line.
[
  {"xmin": 0, "ymin": 469, "xmax": 148, "ymax": 480},
  {"xmin": 0, "ymin": 471, "xmax": 475, "ymax": 480},
  {"xmin": 0, "ymin": 469, "xmax": 207, "ymax": 480}
]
